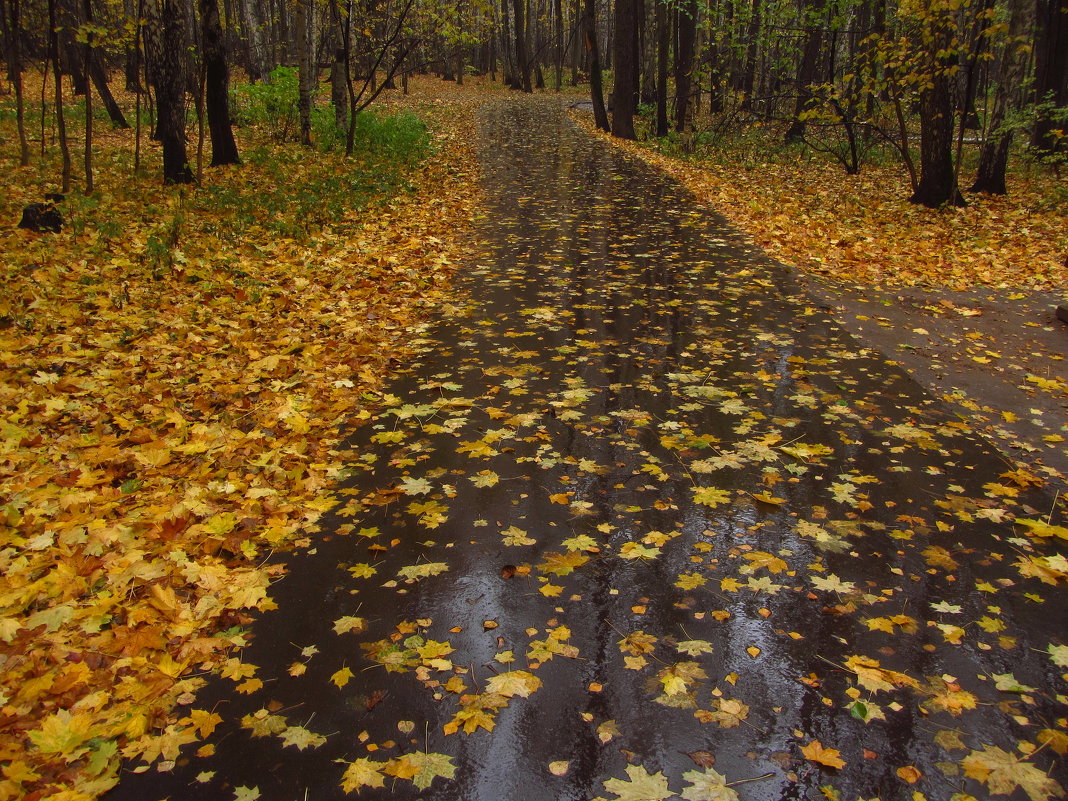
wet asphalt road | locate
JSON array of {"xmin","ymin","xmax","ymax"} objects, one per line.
[{"xmin": 105, "ymin": 99, "xmax": 1067, "ymax": 801}]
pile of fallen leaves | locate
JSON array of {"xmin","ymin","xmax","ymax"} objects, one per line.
[
  {"xmin": 577, "ymin": 117, "xmax": 1067, "ymax": 291},
  {"xmin": 0, "ymin": 77, "xmax": 480, "ymax": 799}
]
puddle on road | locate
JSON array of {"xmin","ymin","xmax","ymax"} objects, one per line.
[{"xmin": 106, "ymin": 98, "xmax": 1067, "ymax": 801}]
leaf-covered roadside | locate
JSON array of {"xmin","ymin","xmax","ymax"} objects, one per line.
[
  {"xmin": 576, "ymin": 117, "xmax": 1066, "ymax": 292},
  {"xmin": 0, "ymin": 92, "xmax": 480, "ymax": 799},
  {"xmin": 572, "ymin": 115, "xmax": 1068, "ymax": 490}
]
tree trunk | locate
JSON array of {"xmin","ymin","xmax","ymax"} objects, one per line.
[
  {"xmin": 122, "ymin": 0, "xmax": 141, "ymax": 89},
  {"xmin": 48, "ymin": 0, "xmax": 72, "ymax": 191},
  {"xmin": 513, "ymin": 0, "xmax": 532, "ymax": 91},
  {"xmin": 200, "ymin": 0, "xmax": 240, "ymax": 164},
  {"xmin": 88, "ymin": 54, "xmax": 131, "ymax": 127},
  {"xmin": 611, "ymin": 0, "xmax": 639, "ymax": 138},
  {"xmin": 784, "ymin": 0, "xmax": 826, "ymax": 143},
  {"xmin": 674, "ymin": 0, "xmax": 696, "ymax": 131},
  {"xmin": 654, "ymin": 0, "xmax": 668, "ymax": 136},
  {"xmin": 553, "ymin": 0, "xmax": 563, "ymax": 89},
  {"xmin": 739, "ymin": 0, "xmax": 761, "ymax": 109},
  {"xmin": 83, "ymin": 0, "xmax": 94, "ymax": 192},
  {"xmin": 294, "ymin": 0, "xmax": 313, "ymax": 145},
  {"xmin": 239, "ymin": 0, "xmax": 268, "ymax": 79},
  {"xmin": 910, "ymin": 57, "xmax": 964, "ymax": 206},
  {"xmin": 330, "ymin": 10, "xmax": 348, "ymax": 128},
  {"xmin": 971, "ymin": 0, "xmax": 1030, "ymax": 193},
  {"xmin": 6, "ymin": 0, "xmax": 30, "ymax": 166},
  {"xmin": 146, "ymin": 0, "xmax": 195, "ymax": 183},
  {"xmin": 1030, "ymin": 0, "xmax": 1068, "ymax": 154},
  {"xmin": 583, "ymin": 0, "xmax": 609, "ymax": 130}
]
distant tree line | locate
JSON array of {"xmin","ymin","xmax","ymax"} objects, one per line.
[{"xmin": 2, "ymin": 0, "xmax": 1064, "ymax": 204}]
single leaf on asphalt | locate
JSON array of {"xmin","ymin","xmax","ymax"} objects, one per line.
[
  {"xmin": 333, "ymin": 616, "xmax": 367, "ymax": 635},
  {"xmin": 693, "ymin": 487, "xmax": 732, "ymax": 508},
  {"xmin": 331, "ymin": 667, "xmax": 355, "ymax": 688},
  {"xmin": 603, "ymin": 764, "xmax": 674, "ymax": 801},
  {"xmin": 680, "ymin": 767, "xmax": 740, "ymax": 801},
  {"xmin": 397, "ymin": 562, "xmax": 449, "ymax": 581},
  {"xmin": 341, "ymin": 758, "xmax": 387, "ymax": 792},
  {"xmin": 843, "ymin": 655, "xmax": 918, "ymax": 693},
  {"xmin": 962, "ymin": 745, "xmax": 1065, "ymax": 801},
  {"xmin": 485, "ymin": 670, "xmax": 543, "ymax": 698},
  {"xmin": 278, "ymin": 725, "xmax": 326, "ymax": 751},
  {"xmin": 385, "ymin": 751, "xmax": 456, "ymax": 790},
  {"xmin": 801, "ymin": 740, "xmax": 846, "ymax": 769}
]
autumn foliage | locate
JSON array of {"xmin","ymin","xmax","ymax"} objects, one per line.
[{"xmin": 0, "ymin": 79, "xmax": 480, "ymax": 798}]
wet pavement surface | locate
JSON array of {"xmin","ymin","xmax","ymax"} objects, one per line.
[{"xmin": 106, "ymin": 98, "xmax": 1067, "ymax": 801}]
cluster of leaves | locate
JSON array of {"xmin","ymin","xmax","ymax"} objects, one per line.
[{"xmin": 0, "ymin": 78, "xmax": 481, "ymax": 798}]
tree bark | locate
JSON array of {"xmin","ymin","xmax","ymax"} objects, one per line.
[
  {"xmin": 239, "ymin": 0, "xmax": 268, "ymax": 80},
  {"xmin": 611, "ymin": 0, "xmax": 639, "ymax": 138},
  {"xmin": 123, "ymin": 0, "xmax": 141, "ymax": 89},
  {"xmin": 88, "ymin": 55, "xmax": 130, "ymax": 128},
  {"xmin": 200, "ymin": 0, "xmax": 240, "ymax": 164},
  {"xmin": 6, "ymin": 0, "xmax": 30, "ymax": 165},
  {"xmin": 654, "ymin": 0, "xmax": 668, "ymax": 136},
  {"xmin": 583, "ymin": 0, "xmax": 609, "ymax": 130},
  {"xmin": 1030, "ymin": 0, "xmax": 1068, "ymax": 154},
  {"xmin": 674, "ymin": 0, "xmax": 696, "ymax": 131},
  {"xmin": 48, "ymin": 0, "xmax": 72, "ymax": 191},
  {"xmin": 294, "ymin": 0, "xmax": 313, "ymax": 145},
  {"xmin": 513, "ymin": 0, "xmax": 532, "ymax": 91},
  {"xmin": 971, "ymin": 0, "xmax": 1030, "ymax": 193},
  {"xmin": 784, "ymin": 0, "xmax": 826, "ymax": 143},
  {"xmin": 83, "ymin": 0, "xmax": 94, "ymax": 192},
  {"xmin": 553, "ymin": 0, "xmax": 563, "ymax": 90},
  {"xmin": 910, "ymin": 57, "xmax": 964, "ymax": 206},
  {"xmin": 146, "ymin": 0, "xmax": 195, "ymax": 183},
  {"xmin": 329, "ymin": 1, "xmax": 348, "ymax": 128},
  {"xmin": 739, "ymin": 0, "xmax": 761, "ymax": 110}
]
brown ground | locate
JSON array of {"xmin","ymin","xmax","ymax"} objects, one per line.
[
  {"xmin": 801, "ymin": 279, "xmax": 1068, "ymax": 494},
  {"xmin": 571, "ymin": 111, "xmax": 1068, "ymax": 496}
]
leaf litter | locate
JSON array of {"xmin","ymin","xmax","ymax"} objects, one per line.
[
  {"xmin": 0, "ymin": 79, "xmax": 480, "ymax": 798},
  {"xmin": 7, "ymin": 88, "xmax": 1068, "ymax": 800}
]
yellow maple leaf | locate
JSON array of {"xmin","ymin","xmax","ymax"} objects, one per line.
[
  {"xmin": 485, "ymin": 670, "xmax": 542, "ymax": 698},
  {"xmin": 843, "ymin": 655, "xmax": 918, "ymax": 693},
  {"xmin": 801, "ymin": 740, "xmax": 846, "ymax": 769},
  {"xmin": 341, "ymin": 758, "xmax": 387, "ymax": 792},
  {"xmin": 28, "ymin": 710, "xmax": 95, "ymax": 759},
  {"xmin": 330, "ymin": 667, "xmax": 354, "ymax": 688}
]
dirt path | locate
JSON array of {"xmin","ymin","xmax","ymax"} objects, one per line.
[{"xmin": 105, "ymin": 97, "xmax": 1067, "ymax": 801}]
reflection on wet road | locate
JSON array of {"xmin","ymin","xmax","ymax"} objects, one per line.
[{"xmin": 107, "ymin": 98, "xmax": 1067, "ymax": 801}]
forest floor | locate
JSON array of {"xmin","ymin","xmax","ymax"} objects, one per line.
[
  {"xmin": 1, "ymin": 73, "xmax": 1066, "ymax": 800},
  {"xmin": 105, "ymin": 92, "xmax": 1068, "ymax": 801}
]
